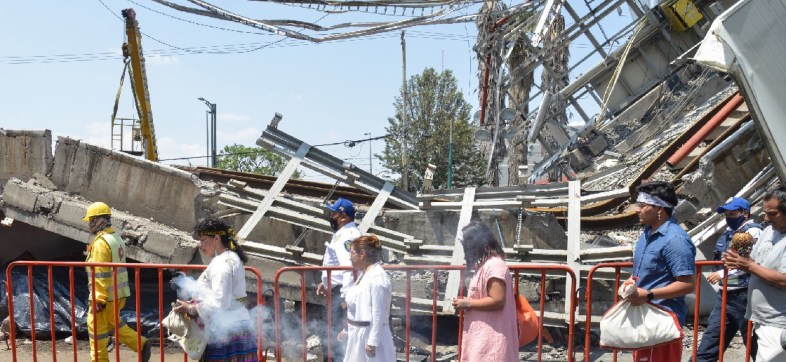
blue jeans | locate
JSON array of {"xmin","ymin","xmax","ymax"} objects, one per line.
[{"xmin": 695, "ymin": 289, "xmax": 756, "ymax": 362}]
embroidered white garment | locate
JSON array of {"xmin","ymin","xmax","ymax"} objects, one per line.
[{"xmin": 194, "ymin": 250, "xmax": 251, "ymax": 342}]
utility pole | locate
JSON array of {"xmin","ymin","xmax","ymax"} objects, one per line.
[
  {"xmin": 401, "ymin": 31, "xmax": 409, "ymax": 191},
  {"xmin": 448, "ymin": 118, "xmax": 453, "ymax": 189},
  {"xmin": 364, "ymin": 132, "xmax": 373, "ymax": 174},
  {"xmin": 198, "ymin": 97, "xmax": 217, "ymax": 167}
]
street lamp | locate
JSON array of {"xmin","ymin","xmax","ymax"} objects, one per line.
[
  {"xmin": 364, "ymin": 132, "xmax": 373, "ymax": 174},
  {"xmin": 197, "ymin": 97, "xmax": 217, "ymax": 167}
]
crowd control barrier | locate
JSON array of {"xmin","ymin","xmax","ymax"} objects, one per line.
[
  {"xmin": 4, "ymin": 261, "xmax": 266, "ymax": 362},
  {"xmin": 273, "ymin": 263, "xmax": 579, "ymax": 362},
  {"xmin": 584, "ymin": 261, "xmax": 753, "ymax": 362}
]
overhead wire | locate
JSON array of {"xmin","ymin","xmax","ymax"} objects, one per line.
[{"xmin": 159, "ymin": 133, "xmax": 391, "ymax": 163}]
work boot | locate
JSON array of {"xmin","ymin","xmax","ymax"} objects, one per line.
[{"xmin": 141, "ymin": 339, "xmax": 151, "ymax": 362}]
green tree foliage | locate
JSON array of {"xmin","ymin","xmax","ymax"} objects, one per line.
[
  {"xmin": 380, "ymin": 68, "xmax": 485, "ymax": 192},
  {"xmin": 216, "ymin": 144, "xmax": 301, "ymax": 178}
]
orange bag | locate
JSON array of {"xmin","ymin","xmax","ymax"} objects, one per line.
[{"xmin": 515, "ymin": 294, "xmax": 553, "ymax": 347}]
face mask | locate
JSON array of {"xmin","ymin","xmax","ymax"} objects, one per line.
[
  {"xmin": 329, "ymin": 217, "xmax": 339, "ymax": 232},
  {"xmin": 726, "ymin": 215, "xmax": 746, "ymax": 230}
]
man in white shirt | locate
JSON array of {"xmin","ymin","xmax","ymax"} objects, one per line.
[
  {"xmin": 724, "ymin": 186, "xmax": 786, "ymax": 361},
  {"xmin": 317, "ymin": 197, "xmax": 361, "ymax": 361}
]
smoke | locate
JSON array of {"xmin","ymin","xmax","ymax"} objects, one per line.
[
  {"xmin": 168, "ymin": 273, "xmax": 259, "ymax": 344},
  {"xmin": 168, "ymin": 273, "xmax": 342, "ymax": 355}
]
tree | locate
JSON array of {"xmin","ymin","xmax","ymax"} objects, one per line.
[
  {"xmin": 380, "ymin": 68, "xmax": 486, "ymax": 192},
  {"xmin": 216, "ymin": 144, "xmax": 301, "ymax": 178}
]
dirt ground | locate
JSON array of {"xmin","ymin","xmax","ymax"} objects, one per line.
[
  {"xmin": 3, "ymin": 338, "xmax": 186, "ymax": 361},
  {"xmin": 4, "ymin": 334, "xmax": 751, "ymax": 361}
]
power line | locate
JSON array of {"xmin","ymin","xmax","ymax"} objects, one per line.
[{"xmin": 158, "ymin": 134, "xmax": 391, "ymax": 162}]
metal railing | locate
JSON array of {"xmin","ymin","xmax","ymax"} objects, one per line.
[
  {"xmin": 4, "ymin": 261, "xmax": 266, "ymax": 362},
  {"xmin": 584, "ymin": 261, "xmax": 753, "ymax": 362},
  {"xmin": 272, "ymin": 264, "xmax": 579, "ymax": 362}
]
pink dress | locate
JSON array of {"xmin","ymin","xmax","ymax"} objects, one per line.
[{"xmin": 460, "ymin": 257, "xmax": 519, "ymax": 361}]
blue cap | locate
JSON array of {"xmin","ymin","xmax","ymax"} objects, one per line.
[
  {"xmin": 716, "ymin": 197, "xmax": 750, "ymax": 213},
  {"xmin": 326, "ymin": 198, "xmax": 355, "ymax": 219}
]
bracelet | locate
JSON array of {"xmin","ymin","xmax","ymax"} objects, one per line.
[{"xmin": 461, "ymin": 299, "xmax": 469, "ymax": 309}]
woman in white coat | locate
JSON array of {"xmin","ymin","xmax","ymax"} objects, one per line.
[{"xmin": 339, "ymin": 234, "xmax": 395, "ymax": 361}]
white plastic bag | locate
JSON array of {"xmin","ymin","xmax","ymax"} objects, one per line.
[
  {"xmin": 162, "ymin": 306, "xmax": 208, "ymax": 360},
  {"xmin": 599, "ymin": 284, "xmax": 682, "ymax": 350}
]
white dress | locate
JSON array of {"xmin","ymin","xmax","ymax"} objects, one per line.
[{"xmin": 343, "ymin": 263, "xmax": 396, "ymax": 362}]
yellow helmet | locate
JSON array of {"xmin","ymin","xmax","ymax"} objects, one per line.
[{"xmin": 83, "ymin": 202, "xmax": 111, "ymax": 221}]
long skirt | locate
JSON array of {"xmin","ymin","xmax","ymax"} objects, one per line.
[{"xmin": 201, "ymin": 329, "xmax": 258, "ymax": 362}]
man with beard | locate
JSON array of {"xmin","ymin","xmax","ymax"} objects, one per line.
[
  {"xmin": 725, "ymin": 186, "xmax": 786, "ymax": 361},
  {"xmin": 316, "ymin": 198, "xmax": 361, "ymax": 361}
]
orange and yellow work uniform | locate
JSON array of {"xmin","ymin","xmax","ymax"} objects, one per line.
[{"xmin": 85, "ymin": 227, "xmax": 146, "ymax": 362}]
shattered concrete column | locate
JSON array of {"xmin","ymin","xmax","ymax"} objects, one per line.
[{"xmin": 0, "ymin": 130, "xmax": 53, "ymax": 189}]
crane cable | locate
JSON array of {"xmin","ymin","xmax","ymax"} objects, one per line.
[{"xmin": 110, "ymin": 60, "xmax": 131, "ymax": 136}]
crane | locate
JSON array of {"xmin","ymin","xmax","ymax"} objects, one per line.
[{"xmin": 111, "ymin": 8, "xmax": 159, "ymax": 162}]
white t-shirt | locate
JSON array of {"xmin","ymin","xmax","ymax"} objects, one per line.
[
  {"xmin": 747, "ymin": 226, "xmax": 786, "ymax": 328},
  {"xmin": 321, "ymin": 222, "xmax": 361, "ymax": 298}
]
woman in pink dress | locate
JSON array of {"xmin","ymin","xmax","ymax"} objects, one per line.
[{"xmin": 452, "ymin": 221, "xmax": 519, "ymax": 361}]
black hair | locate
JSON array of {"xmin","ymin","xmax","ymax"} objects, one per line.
[
  {"xmin": 460, "ymin": 221, "xmax": 505, "ymax": 270},
  {"xmin": 636, "ymin": 181, "xmax": 678, "ymax": 216},
  {"xmin": 764, "ymin": 185, "xmax": 786, "ymax": 214},
  {"xmin": 193, "ymin": 216, "xmax": 249, "ymax": 264}
]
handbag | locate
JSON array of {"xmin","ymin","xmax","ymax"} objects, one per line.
[
  {"xmin": 162, "ymin": 304, "xmax": 208, "ymax": 360},
  {"xmin": 514, "ymin": 293, "xmax": 553, "ymax": 347},
  {"xmin": 599, "ymin": 284, "xmax": 682, "ymax": 350}
]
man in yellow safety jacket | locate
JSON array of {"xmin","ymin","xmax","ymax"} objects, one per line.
[{"xmin": 83, "ymin": 201, "xmax": 151, "ymax": 362}]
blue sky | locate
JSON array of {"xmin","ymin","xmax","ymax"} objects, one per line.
[
  {"xmin": 1, "ymin": 1, "xmax": 482, "ymax": 182},
  {"xmin": 1, "ymin": 1, "xmax": 635, "ymax": 183}
]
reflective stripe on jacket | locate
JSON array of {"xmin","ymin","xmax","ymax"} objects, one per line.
[{"xmin": 85, "ymin": 228, "xmax": 131, "ymax": 302}]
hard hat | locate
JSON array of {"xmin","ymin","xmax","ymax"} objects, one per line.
[{"xmin": 83, "ymin": 202, "xmax": 112, "ymax": 221}]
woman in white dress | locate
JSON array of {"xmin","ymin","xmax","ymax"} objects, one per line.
[
  {"xmin": 339, "ymin": 234, "xmax": 396, "ymax": 361},
  {"xmin": 174, "ymin": 217, "xmax": 258, "ymax": 361}
]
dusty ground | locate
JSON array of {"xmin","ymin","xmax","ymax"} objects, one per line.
[
  {"xmin": 4, "ymin": 327, "xmax": 752, "ymax": 362},
  {"xmin": 3, "ymin": 338, "xmax": 186, "ymax": 361}
]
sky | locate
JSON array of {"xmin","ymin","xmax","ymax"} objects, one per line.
[
  {"xmin": 0, "ymin": 0, "xmax": 484, "ymax": 182},
  {"xmin": 1, "ymin": 1, "xmax": 636, "ymax": 183}
]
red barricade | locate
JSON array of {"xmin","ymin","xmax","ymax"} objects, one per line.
[
  {"xmin": 5, "ymin": 261, "xmax": 579, "ymax": 362},
  {"xmin": 4, "ymin": 261, "xmax": 266, "ymax": 362},
  {"xmin": 273, "ymin": 264, "xmax": 579, "ymax": 362},
  {"xmin": 583, "ymin": 261, "xmax": 753, "ymax": 362}
]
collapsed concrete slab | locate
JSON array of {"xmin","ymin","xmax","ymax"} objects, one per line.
[
  {"xmin": 382, "ymin": 208, "xmax": 566, "ymax": 251},
  {"xmin": 49, "ymin": 136, "xmax": 215, "ymax": 231},
  {"xmin": 2, "ymin": 178, "xmax": 198, "ymax": 265}
]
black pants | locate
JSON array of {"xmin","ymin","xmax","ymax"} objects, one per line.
[{"xmin": 695, "ymin": 289, "xmax": 757, "ymax": 361}]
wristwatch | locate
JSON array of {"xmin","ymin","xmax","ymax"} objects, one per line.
[{"xmin": 646, "ymin": 290, "xmax": 655, "ymax": 301}]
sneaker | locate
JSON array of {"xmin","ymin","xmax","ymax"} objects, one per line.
[{"xmin": 141, "ymin": 339, "xmax": 151, "ymax": 362}]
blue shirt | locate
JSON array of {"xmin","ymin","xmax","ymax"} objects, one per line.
[{"xmin": 633, "ymin": 217, "xmax": 696, "ymax": 325}]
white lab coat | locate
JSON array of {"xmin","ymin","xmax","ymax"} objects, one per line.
[{"xmin": 343, "ymin": 263, "xmax": 395, "ymax": 362}]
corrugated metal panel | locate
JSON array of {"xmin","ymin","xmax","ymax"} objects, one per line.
[{"xmin": 695, "ymin": 0, "xmax": 786, "ymax": 181}]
